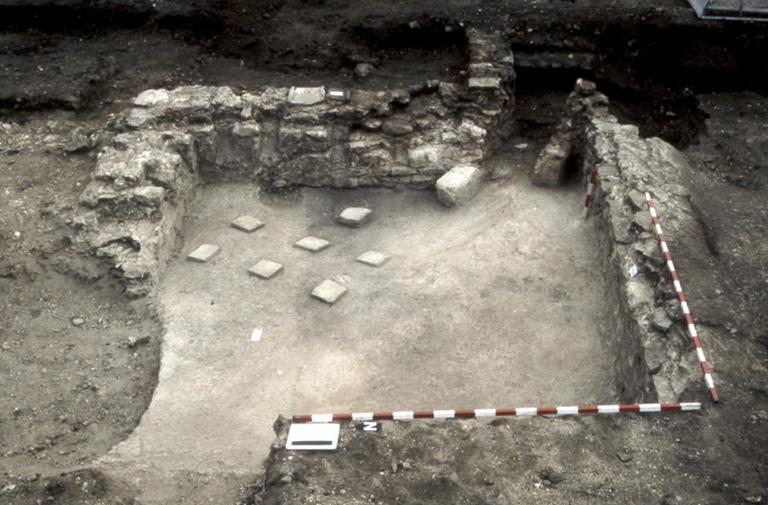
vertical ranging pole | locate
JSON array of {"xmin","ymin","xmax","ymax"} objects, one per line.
[
  {"xmin": 645, "ymin": 192, "xmax": 720, "ymax": 402},
  {"xmin": 582, "ymin": 167, "xmax": 598, "ymax": 218}
]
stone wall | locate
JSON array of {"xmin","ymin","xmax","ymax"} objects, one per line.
[
  {"xmin": 584, "ymin": 106, "xmax": 703, "ymax": 403},
  {"xmin": 123, "ymin": 29, "xmax": 514, "ymax": 190},
  {"xmin": 75, "ymin": 27, "xmax": 516, "ymax": 297},
  {"xmin": 75, "ymin": 130, "xmax": 199, "ymax": 298}
]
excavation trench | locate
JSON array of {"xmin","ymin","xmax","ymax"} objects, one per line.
[
  {"xmin": 80, "ymin": 31, "xmax": 693, "ymax": 487},
  {"xmin": 95, "ymin": 110, "xmax": 670, "ymax": 480},
  {"xmin": 104, "ymin": 156, "xmax": 637, "ymax": 474}
]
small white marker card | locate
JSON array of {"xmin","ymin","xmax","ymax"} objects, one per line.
[
  {"xmin": 287, "ymin": 423, "xmax": 340, "ymax": 451},
  {"xmin": 628, "ymin": 264, "xmax": 639, "ymax": 278}
]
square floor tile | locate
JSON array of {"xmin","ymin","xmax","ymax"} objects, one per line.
[
  {"xmin": 356, "ymin": 251, "xmax": 391, "ymax": 267},
  {"xmin": 294, "ymin": 236, "xmax": 330, "ymax": 252},
  {"xmin": 337, "ymin": 207, "xmax": 372, "ymax": 227},
  {"xmin": 248, "ymin": 259, "xmax": 283, "ymax": 279},
  {"xmin": 187, "ymin": 244, "xmax": 220, "ymax": 263},
  {"xmin": 311, "ymin": 279, "xmax": 347, "ymax": 304},
  {"xmin": 231, "ymin": 215, "xmax": 264, "ymax": 232}
]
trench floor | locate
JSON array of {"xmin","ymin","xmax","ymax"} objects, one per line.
[{"xmin": 104, "ymin": 159, "xmax": 618, "ymax": 475}]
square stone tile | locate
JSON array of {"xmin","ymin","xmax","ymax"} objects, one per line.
[
  {"xmin": 248, "ymin": 259, "xmax": 283, "ymax": 279},
  {"xmin": 311, "ymin": 279, "xmax": 347, "ymax": 304},
  {"xmin": 294, "ymin": 236, "xmax": 330, "ymax": 252},
  {"xmin": 356, "ymin": 251, "xmax": 391, "ymax": 267},
  {"xmin": 187, "ymin": 244, "xmax": 220, "ymax": 263},
  {"xmin": 337, "ymin": 207, "xmax": 372, "ymax": 227},
  {"xmin": 231, "ymin": 215, "xmax": 264, "ymax": 232}
]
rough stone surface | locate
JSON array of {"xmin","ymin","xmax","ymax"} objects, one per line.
[
  {"xmin": 337, "ymin": 207, "xmax": 372, "ymax": 227},
  {"xmin": 651, "ymin": 307, "xmax": 674, "ymax": 332},
  {"xmin": 354, "ymin": 63, "xmax": 375, "ymax": 80},
  {"xmin": 231, "ymin": 215, "xmax": 264, "ymax": 232},
  {"xmin": 468, "ymin": 77, "xmax": 502, "ymax": 89},
  {"xmin": 583, "ymin": 85, "xmax": 712, "ymax": 402},
  {"xmin": 310, "ymin": 279, "xmax": 347, "ymax": 304},
  {"xmin": 187, "ymin": 244, "xmax": 220, "ymax": 263},
  {"xmin": 248, "ymin": 259, "xmax": 283, "ymax": 279},
  {"xmin": 531, "ymin": 78, "xmax": 609, "ymax": 187},
  {"xmin": 382, "ymin": 119, "xmax": 414, "ymax": 136},
  {"xmin": 113, "ymin": 28, "xmax": 515, "ymax": 193},
  {"xmin": 294, "ymin": 236, "xmax": 329, "ymax": 252},
  {"xmin": 531, "ymin": 135, "xmax": 570, "ymax": 186},
  {"xmin": 436, "ymin": 164, "xmax": 483, "ymax": 207},
  {"xmin": 356, "ymin": 251, "xmax": 391, "ymax": 267},
  {"xmin": 76, "ymin": 129, "xmax": 199, "ymax": 297},
  {"xmin": 627, "ymin": 189, "xmax": 647, "ymax": 210}
]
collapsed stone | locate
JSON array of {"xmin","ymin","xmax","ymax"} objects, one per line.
[{"xmin": 436, "ymin": 164, "xmax": 483, "ymax": 207}]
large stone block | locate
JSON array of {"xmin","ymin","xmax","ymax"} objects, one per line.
[
  {"xmin": 287, "ymin": 86, "xmax": 326, "ymax": 105},
  {"xmin": 435, "ymin": 164, "xmax": 483, "ymax": 207}
]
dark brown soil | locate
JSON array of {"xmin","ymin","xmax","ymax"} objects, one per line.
[
  {"xmin": 0, "ymin": 116, "xmax": 162, "ymax": 483},
  {"xmin": 0, "ymin": 1, "xmax": 766, "ymax": 504}
]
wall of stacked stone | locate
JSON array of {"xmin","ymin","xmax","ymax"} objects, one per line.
[
  {"xmin": 584, "ymin": 107, "xmax": 707, "ymax": 403},
  {"xmin": 74, "ymin": 27, "xmax": 515, "ymax": 297},
  {"xmin": 124, "ymin": 30, "xmax": 514, "ymax": 189}
]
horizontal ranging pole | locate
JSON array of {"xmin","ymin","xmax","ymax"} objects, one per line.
[
  {"xmin": 645, "ymin": 192, "xmax": 720, "ymax": 403},
  {"xmin": 293, "ymin": 403, "xmax": 702, "ymax": 423}
]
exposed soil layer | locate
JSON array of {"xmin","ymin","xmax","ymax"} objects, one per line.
[
  {"xmin": 254, "ymin": 410, "xmax": 760, "ymax": 505},
  {"xmin": 0, "ymin": 117, "xmax": 162, "ymax": 482},
  {"xmin": 1, "ymin": 0, "xmax": 766, "ymax": 148},
  {"xmin": 1, "ymin": 1, "xmax": 767, "ymax": 504}
]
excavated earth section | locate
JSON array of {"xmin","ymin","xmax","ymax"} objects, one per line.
[{"xmin": 50, "ymin": 27, "xmax": 700, "ymax": 503}]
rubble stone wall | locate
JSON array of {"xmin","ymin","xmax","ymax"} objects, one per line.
[
  {"xmin": 585, "ymin": 110, "xmax": 702, "ymax": 403},
  {"xmin": 75, "ymin": 28, "xmax": 516, "ymax": 297},
  {"xmin": 123, "ymin": 29, "xmax": 514, "ymax": 190}
]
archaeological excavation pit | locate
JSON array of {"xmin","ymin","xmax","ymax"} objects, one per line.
[
  {"xmin": 0, "ymin": 18, "xmax": 727, "ymax": 505},
  {"xmin": 72, "ymin": 28, "xmax": 708, "ymax": 482},
  {"xmin": 7, "ymin": 3, "xmax": 768, "ymax": 504}
]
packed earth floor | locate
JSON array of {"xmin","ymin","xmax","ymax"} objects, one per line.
[
  {"xmin": 1, "ymin": 1, "xmax": 767, "ymax": 505},
  {"xmin": 108, "ymin": 166, "xmax": 617, "ymax": 474}
]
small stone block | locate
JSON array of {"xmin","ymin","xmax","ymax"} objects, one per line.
[
  {"xmin": 337, "ymin": 207, "xmax": 372, "ymax": 227},
  {"xmin": 231, "ymin": 215, "xmax": 264, "ymax": 232},
  {"xmin": 356, "ymin": 251, "xmax": 391, "ymax": 267},
  {"xmin": 311, "ymin": 279, "xmax": 347, "ymax": 304},
  {"xmin": 187, "ymin": 244, "xmax": 220, "ymax": 263},
  {"xmin": 294, "ymin": 236, "xmax": 330, "ymax": 252},
  {"xmin": 248, "ymin": 259, "xmax": 283, "ymax": 279},
  {"xmin": 468, "ymin": 77, "xmax": 502, "ymax": 89},
  {"xmin": 326, "ymin": 88, "xmax": 350, "ymax": 102},
  {"xmin": 287, "ymin": 86, "xmax": 326, "ymax": 105},
  {"xmin": 627, "ymin": 189, "xmax": 646, "ymax": 211}
]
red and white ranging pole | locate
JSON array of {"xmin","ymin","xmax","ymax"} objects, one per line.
[
  {"xmin": 582, "ymin": 167, "xmax": 598, "ymax": 218},
  {"xmin": 645, "ymin": 192, "xmax": 719, "ymax": 403},
  {"xmin": 293, "ymin": 402, "xmax": 701, "ymax": 423}
]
